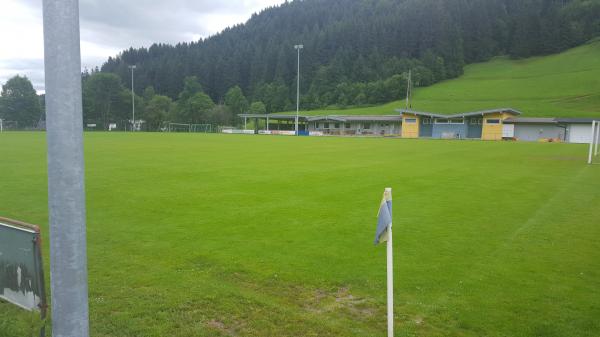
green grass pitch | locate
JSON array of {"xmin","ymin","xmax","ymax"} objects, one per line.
[{"xmin": 1, "ymin": 132, "xmax": 600, "ymax": 337}]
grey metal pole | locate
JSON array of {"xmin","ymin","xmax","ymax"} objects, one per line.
[
  {"xmin": 296, "ymin": 47, "xmax": 300, "ymax": 134},
  {"xmin": 129, "ymin": 65, "xmax": 136, "ymax": 131},
  {"xmin": 42, "ymin": 1, "xmax": 90, "ymax": 337},
  {"xmin": 294, "ymin": 44, "xmax": 303, "ymax": 135},
  {"xmin": 405, "ymin": 69, "xmax": 411, "ymax": 110}
]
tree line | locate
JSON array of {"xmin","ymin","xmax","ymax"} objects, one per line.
[
  {"xmin": 100, "ymin": 0, "xmax": 600, "ymax": 113},
  {"xmin": 0, "ymin": 73, "xmax": 265, "ymax": 130},
  {"xmin": 81, "ymin": 70, "xmax": 264, "ymax": 130}
]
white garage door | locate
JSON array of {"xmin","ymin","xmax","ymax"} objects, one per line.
[
  {"xmin": 502, "ymin": 124, "xmax": 515, "ymax": 138},
  {"xmin": 568, "ymin": 124, "xmax": 593, "ymax": 144}
]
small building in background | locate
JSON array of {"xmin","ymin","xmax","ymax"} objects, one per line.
[
  {"xmin": 503, "ymin": 118, "xmax": 564, "ymax": 141},
  {"xmin": 504, "ymin": 117, "xmax": 597, "ymax": 143},
  {"xmin": 237, "ymin": 110, "xmax": 597, "ymax": 143},
  {"xmin": 396, "ymin": 108, "xmax": 522, "ymax": 140},
  {"xmin": 557, "ymin": 118, "xmax": 597, "ymax": 143},
  {"xmin": 306, "ymin": 115, "xmax": 402, "ymax": 136}
]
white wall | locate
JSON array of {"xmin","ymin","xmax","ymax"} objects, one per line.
[
  {"xmin": 513, "ymin": 124, "xmax": 564, "ymax": 141},
  {"xmin": 568, "ymin": 124, "xmax": 594, "ymax": 144}
]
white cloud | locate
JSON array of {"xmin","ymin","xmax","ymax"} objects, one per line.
[{"xmin": 0, "ymin": 0, "xmax": 285, "ymax": 93}]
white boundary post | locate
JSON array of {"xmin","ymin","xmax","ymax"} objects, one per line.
[
  {"xmin": 594, "ymin": 121, "xmax": 600, "ymax": 156},
  {"xmin": 385, "ymin": 187, "xmax": 394, "ymax": 337},
  {"xmin": 589, "ymin": 121, "xmax": 596, "ymax": 164}
]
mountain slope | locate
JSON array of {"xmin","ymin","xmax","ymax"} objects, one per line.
[
  {"xmin": 101, "ymin": 0, "xmax": 600, "ymax": 113},
  {"xmin": 300, "ymin": 40, "xmax": 600, "ymax": 117}
]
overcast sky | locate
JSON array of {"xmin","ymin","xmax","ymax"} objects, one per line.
[{"xmin": 0, "ymin": 0, "xmax": 286, "ymax": 93}]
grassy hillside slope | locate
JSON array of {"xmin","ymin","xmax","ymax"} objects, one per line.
[{"xmin": 301, "ymin": 40, "xmax": 600, "ymax": 117}]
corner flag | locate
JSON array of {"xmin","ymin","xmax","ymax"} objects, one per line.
[
  {"xmin": 375, "ymin": 187, "xmax": 394, "ymax": 337},
  {"xmin": 374, "ymin": 188, "xmax": 392, "ymax": 244}
]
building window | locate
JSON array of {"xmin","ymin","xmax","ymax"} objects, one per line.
[
  {"xmin": 422, "ymin": 118, "xmax": 432, "ymax": 124},
  {"xmin": 363, "ymin": 123, "xmax": 371, "ymax": 129},
  {"xmin": 334, "ymin": 123, "xmax": 340, "ymax": 129},
  {"xmin": 324, "ymin": 122, "xmax": 330, "ymax": 128},
  {"xmin": 314, "ymin": 122, "xmax": 320, "ymax": 128},
  {"xmin": 345, "ymin": 123, "xmax": 351, "ymax": 129},
  {"xmin": 435, "ymin": 118, "xmax": 464, "ymax": 124},
  {"xmin": 486, "ymin": 119, "xmax": 500, "ymax": 124},
  {"xmin": 404, "ymin": 118, "xmax": 417, "ymax": 124},
  {"xmin": 470, "ymin": 118, "xmax": 482, "ymax": 125}
]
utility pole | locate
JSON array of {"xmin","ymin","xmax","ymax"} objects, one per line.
[
  {"xmin": 42, "ymin": 0, "xmax": 90, "ymax": 336},
  {"xmin": 405, "ymin": 69, "xmax": 412, "ymax": 110},
  {"xmin": 294, "ymin": 44, "xmax": 303, "ymax": 135},
  {"xmin": 128, "ymin": 65, "xmax": 136, "ymax": 131}
]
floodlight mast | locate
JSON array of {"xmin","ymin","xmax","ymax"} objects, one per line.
[
  {"xmin": 294, "ymin": 44, "xmax": 303, "ymax": 135},
  {"xmin": 42, "ymin": 0, "xmax": 90, "ymax": 336},
  {"xmin": 129, "ymin": 65, "xmax": 136, "ymax": 131}
]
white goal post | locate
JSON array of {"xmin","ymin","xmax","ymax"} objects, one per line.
[
  {"xmin": 0, "ymin": 120, "xmax": 18, "ymax": 131},
  {"xmin": 588, "ymin": 120, "xmax": 600, "ymax": 164},
  {"xmin": 167, "ymin": 123, "xmax": 191, "ymax": 132},
  {"xmin": 190, "ymin": 124, "xmax": 213, "ymax": 133}
]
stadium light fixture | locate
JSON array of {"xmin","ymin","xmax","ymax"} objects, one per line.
[
  {"xmin": 128, "ymin": 65, "xmax": 137, "ymax": 131},
  {"xmin": 294, "ymin": 44, "xmax": 303, "ymax": 135}
]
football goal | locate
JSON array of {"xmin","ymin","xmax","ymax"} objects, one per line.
[
  {"xmin": 167, "ymin": 123, "xmax": 191, "ymax": 132},
  {"xmin": 190, "ymin": 124, "xmax": 213, "ymax": 133},
  {"xmin": 0, "ymin": 120, "xmax": 18, "ymax": 131},
  {"xmin": 588, "ymin": 120, "xmax": 600, "ymax": 164}
]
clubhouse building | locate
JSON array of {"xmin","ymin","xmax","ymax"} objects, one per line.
[{"xmin": 238, "ymin": 108, "xmax": 597, "ymax": 143}]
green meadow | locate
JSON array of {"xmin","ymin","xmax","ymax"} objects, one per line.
[
  {"xmin": 1, "ymin": 132, "xmax": 600, "ymax": 337},
  {"xmin": 302, "ymin": 40, "xmax": 600, "ymax": 118}
]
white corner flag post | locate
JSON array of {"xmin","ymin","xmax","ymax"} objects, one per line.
[
  {"xmin": 386, "ymin": 188, "xmax": 394, "ymax": 337},
  {"xmin": 594, "ymin": 121, "xmax": 600, "ymax": 156},
  {"xmin": 374, "ymin": 187, "xmax": 393, "ymax": 337},
  {"xmin": 589, "ymin": 121, "xmax": 596, "ymax": 164}
]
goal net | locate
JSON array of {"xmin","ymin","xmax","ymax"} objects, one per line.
[
  {"xmin": 588, "ymin": 120, "xmax": 600, "ymax": 164},
  {"xmin": 190, "ymin": 124, "xmax": 213, "ymax": 133},
  {"xmin": 167, "ymin": 123, "xmax": 191, "ymax": 132},
  {"xmin": 0, "ymin": 120, "xmax": 18, "ymax": 131}
]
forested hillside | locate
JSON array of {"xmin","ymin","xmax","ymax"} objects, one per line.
[{"xmin": 100, "ymin": 0, "xmax": 600, "ymax": 114}]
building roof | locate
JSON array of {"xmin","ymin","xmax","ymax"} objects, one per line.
[
  {"xmin": 238, "ymin": 111, "xmax": 597, "ymax": 124},
  {"xmin": 504, "ymin": 117, "xmax": 598, "ymax": 124},
  {"xmin": 306, "ymin": 115, "xmax": 403, "ymax": 122},
  {"xmin": 504, "ymin": 117, "xmax": 557, "ymax": 124},
  {"xmin": 555, "ymin": 118, "xmax": 598, "ymax": 124},
  {"xmin": 238, "ymin": 113, "xmax": 402, "ymax": 122},
  {"xmin": 238, "ymin": 113, "xmax": 307, "ymax": 119},
  {"xmin": 396, "ymin": 108, "xmax": 522, "ymax": 118}
]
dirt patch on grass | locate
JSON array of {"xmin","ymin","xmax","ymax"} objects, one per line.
[
  {"xmin": 304, "ymin": 286, "xmax": 378, "ymax": 318},
  {"xmin": 206, "ymin": 319, "xmax": 239, "ymax": 336}
]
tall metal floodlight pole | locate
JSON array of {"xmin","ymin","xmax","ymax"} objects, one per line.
[
  {"xmin": 128, "ymin": 65, "xmax": 136, "ymax": 131},
  {"xmin": 42, "ymin": 0, "xmax": 90, "ymax": 336},
  {"xmin": 294, "ymin": 44, "xmax": 303, "ymax": 135},
  {"xmin": 405, "ymin": 69, "xmax": 412, "ymax": 110}
]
